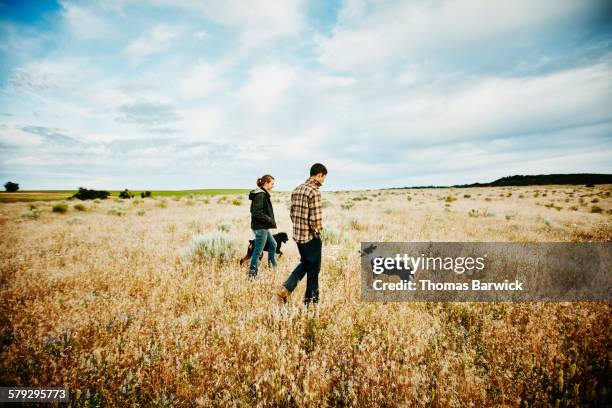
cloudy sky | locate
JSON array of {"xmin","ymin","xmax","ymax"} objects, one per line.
[{"xmin": 0, "ymin": 0, "xmax": 611, "ymax": 191}]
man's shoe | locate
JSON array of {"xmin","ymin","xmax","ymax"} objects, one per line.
[{"xmin": 276, "ymin": 286, "xmax": 291, "ymax": 304}]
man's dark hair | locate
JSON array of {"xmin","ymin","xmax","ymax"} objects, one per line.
[{"xmin": 310, "ymin": 163, "xmax": 328, "ymax": 176}]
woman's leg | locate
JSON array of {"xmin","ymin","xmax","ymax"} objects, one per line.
[
  {"xmin": 248, "ymin": 229, "xmax": 268, "ymax": 278},
  {"xmin": 266, "ymin": 230, "xmax": 277, "ymax": 268}
]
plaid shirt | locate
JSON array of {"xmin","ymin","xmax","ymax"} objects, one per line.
[{"xmin": 290, "ymin": 177, "xmax": 323, "ymax": 243}]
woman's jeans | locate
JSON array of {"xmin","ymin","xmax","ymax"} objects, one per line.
[{"xmin": 249, "ymin": 229, "xmax": 277, "ymax": 278}]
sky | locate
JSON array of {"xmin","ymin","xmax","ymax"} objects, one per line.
[{"xmin": 0, "ymin": 0, "xmax": 611, "ymax": 191}]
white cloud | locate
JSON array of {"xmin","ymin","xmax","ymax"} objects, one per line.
[
  {"xmin": 177, "ymin": 60, "xmax": 227, "ymax": 100},
  {"xmin": 238, "ymin": 63, "xmax": 297, "ymax": 114},
  {"xmin": 148, "ymin": 0, "xmax": 306, "ymax": 49},
  {"xmin": 124, "ymin": 24, "xmax": 183, "ymax": 62},
  {"xmin": 61, "ymin": 1, "xmax": 108, "ymax": 40},
  {"xmin": 317, "ymin": 0, "xmax": 591, "ymax": 73}
]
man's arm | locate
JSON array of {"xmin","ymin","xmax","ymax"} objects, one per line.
[{"xmin": 308, "ymin": 189, "xmax": 323, "ymax": 237}]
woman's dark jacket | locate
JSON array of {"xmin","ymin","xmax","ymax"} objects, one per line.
[{"xmin": 249, "ymin": 187, "xmax": 277, "ymax": 229}]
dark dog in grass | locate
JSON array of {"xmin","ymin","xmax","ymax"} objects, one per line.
[{"xmin": 239, "ymin": 232, "xmax": 289, "ymax": 266}]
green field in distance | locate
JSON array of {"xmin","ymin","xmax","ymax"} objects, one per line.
[{"xmin": 0, "ymin": 189, "xmax": 250, "ymax": 203}]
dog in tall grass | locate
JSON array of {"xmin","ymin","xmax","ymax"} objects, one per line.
[{"xmin": 239, "ymin": 232, "xmax": 289, "ymax": 265}]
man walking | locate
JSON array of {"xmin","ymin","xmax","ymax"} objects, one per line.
[{"xmin": 277, "ymin": 163, "xmax": 327, "ymax": 305}]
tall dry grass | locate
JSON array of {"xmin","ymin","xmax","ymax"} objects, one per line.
[{"xmin": 0, "ymin": 186, "xmax": 610, "ymax": 407}]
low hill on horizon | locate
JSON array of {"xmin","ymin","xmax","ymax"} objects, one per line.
[{"xmin": 392, "ymin": 173, "xmax": 612, "ymax": 189}]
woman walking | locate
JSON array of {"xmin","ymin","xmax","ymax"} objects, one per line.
[{"xmin": 248, "ymin": 174, "xmax": 277, "ymax": 279}]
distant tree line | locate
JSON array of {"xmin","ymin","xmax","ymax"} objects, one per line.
[
  {"xmin": 72, "ymin": 187, "xmax": 110, "ymax": 200},
  {"xmin": 454, "ymin": 174, "xmax": 612, "ymax": 188},
  {"xmin": 390, "ymin": 173, "xmax": 612, "ymax": 189}
]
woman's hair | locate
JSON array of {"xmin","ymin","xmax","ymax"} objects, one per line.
[{"xmin": 256, "ymin": 174, "xmax": 274, "ymax": 188}]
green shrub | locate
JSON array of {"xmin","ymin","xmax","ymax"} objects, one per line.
[
  {"xmin": 52, "ymin": 203, "xmax": 68, "ymax": 213},
  {"xmin": 217, "ymin": 224, "xmax": 230, "ymax": 233},
  {"xmin": 137, "ymin": 209, "xmax": 146, "ymax": 216},
  {"xmin": 185, "ymin": 199, "xmax": 195, "ymax": 206},
  {"xmin": 107, "ymin": 207, "xmax": 125, "ymax": 216},
  {"xmin": 182, "ymin": 232, "xmax": 235, "ymax": 263},
  {"xmin": 20, "ymin": 209, "xmax": 41, "ymax": 219},
  {"xmin": 231, "ymin": 198, "xmax": 242, "ymax": 206},
  {"xmin": 591, "ymin": 206, "xmax": 603, "ymax": 214},
  {"xmin": 66, "ymin": 216, "xmax": 84, "ymax": 225},
  {"xmin": 119, "ymin": 189, "xmax": 134, "ymax": 199},
  {"xmin": 463, "ymin": 194, "xmax": 471, "ymax": 198},
  {"xmin": 72, "ymin": 187, "xmax": 110, "ymax": 200},
  {"xmin": 322, "ymin": 226, "xmax": 341, "ymax": 245},
  {"xmin": 341, "ymin": 201, "xmax": 354, "ymax": 210},
  {"xmin": 73, "ymin": 203, "xmax": 87, "ymax": 211}
]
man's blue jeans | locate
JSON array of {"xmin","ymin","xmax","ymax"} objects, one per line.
[
  {"xmin": 282, "ymin": 237, "xmax": 322, "ymax": 304},
  {"xmin": 249, "ymin": 229, "xmax": 277, "ymax": 278}
]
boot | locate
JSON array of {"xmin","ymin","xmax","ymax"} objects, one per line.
[{"xmin": 276, "ymin": 286, "xmax": 291, "ymax": 304}]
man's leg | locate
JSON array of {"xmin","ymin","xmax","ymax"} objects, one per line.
[
  {"xmin": 282, "ymin": 241, "xmax": 311, "ymax": 293},
  {"xmin": 248, "ymin": 229, "xmax": 267, "ymax": 279},
  {"xmin": 304, "ymin": 237, "xmax": 322, "ymax": 304}
]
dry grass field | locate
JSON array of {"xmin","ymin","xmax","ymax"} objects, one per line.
[{"xmin": 0, "ymin": 185, "xmax": 610, "ymax": 407}]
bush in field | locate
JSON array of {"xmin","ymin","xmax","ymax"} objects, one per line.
[
  {"xmin": 66, "ymin": 217, "xmax": 84, "ymax": 225},
  {"xmin": 347, "ymin": 216, "xmax": 364, "ymax": 230},
  {"xmin": 217, "ymin": 224, "xmax": 230, "ymax": 233},
  {"xmin": 444, "ymin": 195, "xmax": 457, "ymax": 203},
  {"xmin": 4, "ymin": 181, "xmax": 19, "ymax": 192},
  {"xmin": 140, "ymin": 191, "xmax": 152, "ymax": 198},
  {"xmin": 158, "ymin": 200, "xmax": 168, "ymax": 209},
  {"xmin": 20, "ymin": 209, "xmax": 41, "ymax": 219},
  {"xmin": 185, "ymin": 199, "xmax": 195, "ymax": 206},
  {"xmin": 341, "ymin": 201, "xmax": 354, "ymax": 210},
  {"xmin": 107, "ymin": 207, "xmax": 125, "ymax": 216},
  {"xmin": 231, "ymin": 198, "xmax": 242, "ymax": 206},
  {"xmin": 52, "ymin": 203, "xmax": 68, "ymax": 213},
  {"xmin": 182, "ymin": 232, "xmax": 234, "ymax": 263},
  {"xmin": 73, "ymin": 203, "xmax": 86, "ymax": 211},
  {"xmin": 119, "ymin": 189, "xmax": 134, "ymax": 199},
  {"xmin": 591, "ymin": 206, "xmax": 603, "ymax": 214},
  {"xmin": 72, "ymin": 187, "xmax": 110, "ymax": 200},
  {"xmin": 137, "ymin": 209, "xmax": 146, "ymax": 216},
  {"xmin": 322, "ymin": 226, "xmax": 341, "ymax": 245},
  {"xmin": 93, "ymin": 198, "xmax": 101, "ymax": 204},
  {"xmin": 463, "ymin": 194, "xmax": 471, "ymax": 198}
]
